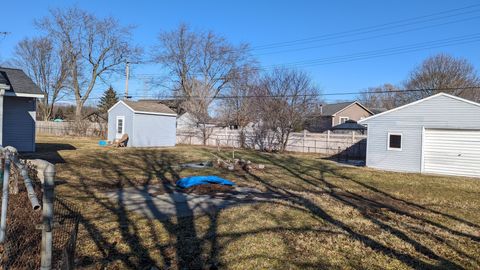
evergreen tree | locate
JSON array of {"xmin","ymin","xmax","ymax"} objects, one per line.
[{"xmin": 98, "ymin": 86, "xmax": 119, "ymax": 113}]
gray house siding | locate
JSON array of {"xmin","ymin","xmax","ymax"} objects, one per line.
[
  {"xmin": 107, "ymin": 102, "xmax": 177, "ymax": 147},
  {"xmin": 132, "ymin": 113, "xmax": 176, "ymax": 147},
  {"xmin": 107, "ymin": 102, "xmax": 134, "ymax": 143},
  {"xmin": 3, "ymin": 96, "xmax": 36, "ymax": 152},
  {"xmin": 362, "ymin": 95, "xmax": 480, "ymax": 173}
]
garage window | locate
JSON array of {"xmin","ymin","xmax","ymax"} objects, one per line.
[{"xmin": 388, "ymin": 133, "xmax": 402, "ymax": 150}]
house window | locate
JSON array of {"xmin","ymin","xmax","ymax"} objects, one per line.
[
  {"xmin": 116, "ymin": 116, "xmax": 125, "ymax": 138},
  {"xmin": 388, "ymin": 133, "xmax": 402, "ymax": 150},
  {"xmin": 339, "ymin": 117, "xmax": 349, "ymax": 124}
]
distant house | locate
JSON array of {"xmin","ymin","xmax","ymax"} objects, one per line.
[
  {"xmin": 176, "ymin": 112, "xmax": 219, "ymax": 130},
  {"xmin": 305, "ymin": 101, "xmax": 373, "ymax": 132},
  {"xmin": 176, "ymin": 112, "xmax": 197, "ymax": 129},
  {"xmin": 0, "ymin": 67, "xmax": 44, "ymax": 152},
  {"xmin": 107, "ymin": 100, "xmax": 177, "ymax": 147},
  {"xmin": 359, "ymin": 93, "xmax": 480, "ymax": 178}
]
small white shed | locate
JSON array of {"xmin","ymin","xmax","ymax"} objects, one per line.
[
  {"xmin": 359, "ymin": 93, "xmax": 480, "ymax": 178},
  {"xmin": 107, "ymin": 100, "xmax": 177, "ymax": 147}
]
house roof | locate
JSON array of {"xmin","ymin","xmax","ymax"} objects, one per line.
[
  {"xmin": 317, "ymin": 101, "xmax": 373, "ymax": 116},
  {"xmin": 110, "ymin": 100, "xmax": 177, "ymax": 116},
  {"xmin": 358, "ymin": 92, "xmax": 480, "ymax": 124},
  {"xmin": 0, "ymin": 67, "xmax": 43, "ymax": 97},
  {"xmin": 331, "ymin": 120, "xmax": 366, "ymax": 130},
  {"xmin": 321, "ymin": 101, "xmax": 354, "ymax": 115}
]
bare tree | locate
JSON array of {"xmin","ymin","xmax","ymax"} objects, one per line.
[
  {"xmin": 13, "ymin": 37, "xmax": 68, "ymax": 120},
  {"xmin": 38, "ymin": 7, "xmax": 141, "ymax": 120},
  {"xmin": 217, "ymin": 65, "xmax": 258, "ymax": 147},
  {"xmin": 181, "ymin": 80, "xmax": 215, "ymax": 145},
  {"xmin": 153, "ymin": 24, "xmax": 251, "ymax": 144},
  {"xmin": 358, "ymin": 83, "xmax": 403, "ymax": 110},
  {"xmin": 153, "ymin": 24, "xmax": 250, "ymax": 100},
  {"xmin": 404, "ymin": 53, "xmax": 480, "ymax": 102},
  {"xmin": 252, "ymin": 68, "xmax": 320, "ymax": 152}
]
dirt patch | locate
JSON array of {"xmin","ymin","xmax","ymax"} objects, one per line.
[{"xmin": 181, "ymin": 184, "xmax": 235, "ymax": 195}]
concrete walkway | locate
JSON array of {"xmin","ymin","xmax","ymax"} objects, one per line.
[{"xmin": 104, "ymin": 185, "xmax": 281, "ymax": 220}]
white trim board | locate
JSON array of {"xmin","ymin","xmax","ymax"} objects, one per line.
[
  {"xmin": 358, "ymin": 93, "xmax": 480, "ymax": 124},
  {"xmin": 3, "ymin": 91, "xmax": 44, "ymax": 98}
]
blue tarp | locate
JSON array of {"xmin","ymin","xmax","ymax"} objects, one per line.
[
  {"xmin": 176, "ymin": 175, "xmax": 235, "ymax": 189},
  {"xmin": 98, "ymin": 140, "xmax": 108, "ymax": 146}
]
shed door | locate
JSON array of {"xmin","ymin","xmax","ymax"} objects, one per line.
[{"xmin": 423, "ymin": 129, "xmax": 480, "ymax": 177}]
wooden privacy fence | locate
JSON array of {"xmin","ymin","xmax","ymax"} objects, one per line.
[
  {"xmin": 177, "ymin": 129, "xmax": 367, "ymax": 159},
  {"xmin": 36, "ymin": 121, "xmax": 107, "ymax": 137},
  {"xmin": 36, "ymin": 122, "xmax": 367, "ymax": 159}
]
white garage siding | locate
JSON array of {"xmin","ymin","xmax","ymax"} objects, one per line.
[
  {"xmin": 360, "ymin": 93, "xmax": 480, "ymax": 176},
  {"xmin": 423, "ymin": 129, "xmax": 480, "ymax": 177}
]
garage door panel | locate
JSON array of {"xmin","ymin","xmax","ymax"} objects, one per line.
[{"xmin": 424, "ymin": 129, "xmax": 480, "ymax": 178}]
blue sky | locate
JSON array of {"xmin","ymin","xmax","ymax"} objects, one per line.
[{"xmin": 1, "ymin": 0, "xmax": 479, "ymax": 103}]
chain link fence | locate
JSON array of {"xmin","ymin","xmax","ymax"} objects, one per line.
[{"xmin": 0, "ymin": 157, "xmax": 80, "ymax": 269}]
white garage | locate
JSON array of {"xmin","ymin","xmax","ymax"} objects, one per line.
[
  {"xmin": 423, "ymin": 129, "xmax": 480, "ymax": 177},
  {"xmin": 359, "ymin": 93, "xmax": 480, "ymax": 178}
]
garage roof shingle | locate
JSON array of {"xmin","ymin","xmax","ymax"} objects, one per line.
[{"xmin": 0, "ymin": 67, "xmax": 43, "ymax": 95}]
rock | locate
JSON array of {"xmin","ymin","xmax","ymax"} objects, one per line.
[
  {"xmin": 257, "ymin": 164, "xmax": 265, "ymax": 170},
  {"xmin": 227, "ymin": 165, "xmax": 235, "ymax": 171}
]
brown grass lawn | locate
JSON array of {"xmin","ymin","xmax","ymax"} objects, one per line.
[{"xmin": 24, "ymin": 135, "xmax": 480, "ymax": 269}]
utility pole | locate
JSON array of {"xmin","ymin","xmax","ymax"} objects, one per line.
[{"xmin": 124, "ymin": 61, "xmax": 130, "ymax": 100}]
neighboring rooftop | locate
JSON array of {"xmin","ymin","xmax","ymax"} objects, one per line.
[
  {"xmin": 312, "ymin": 101, "xmax": 373, "ymax": 116},
  {"xmin": 320, "ymin": 101, "xmax": 354, "ymax": 115},
  {"xmin": 0, "ymin": 67, "xmax": 43, "ymax": 95},
  {"xmin": 331, "ymin": 120, "xmax": 367, "ymax": 130},
  {"xmin": 123, "ymin": 100, "xmax": 177, "ymax": 115}
]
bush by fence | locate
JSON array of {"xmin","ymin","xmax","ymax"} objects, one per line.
[{"xmin": 177, "ymin": 129, "xmax": 367, "ymax": 159}]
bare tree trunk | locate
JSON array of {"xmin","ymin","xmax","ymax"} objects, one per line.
[{"xmin": 74, "ymin": 104, "xmax": 83, "ymax": 121}]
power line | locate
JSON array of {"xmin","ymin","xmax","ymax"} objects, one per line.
[
  {"xmin": 132, "ymin": 33, "xmax": 480, "ymax": 78},
  {"xmin": 254, "ymin": 15, "xmax": 480, "ymax": 56},
  {"xmin": 252, "ymin": 3, "xmax": 480, "ymax": 50},
  {"xmin": 263, "ymin": 33, "xmax": 480, "ymax": 69},
  {"xmin": 55, "ymin": 86, "xmax": 480, "ymax": 102}
]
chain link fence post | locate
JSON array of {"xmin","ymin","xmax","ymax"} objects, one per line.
[{"xmin": 41, "ymin": 163, "xmax": 55, "ymax": 270}]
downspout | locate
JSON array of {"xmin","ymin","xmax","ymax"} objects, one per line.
[
  {"xmin": 10, "ymin": 153, "xmax": 41, "ymax": 210},
  {"xmin": 0, "ymin": 87, "xmax": 5, "ymax": 147}
]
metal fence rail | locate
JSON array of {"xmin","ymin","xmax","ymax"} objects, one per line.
[{"xmin": 0, "ymin": 149, "xmax": 80, "ymax": 269}]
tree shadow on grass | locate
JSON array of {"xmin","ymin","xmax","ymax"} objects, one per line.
[
  {"xmin": 48, "ymin": 144, "xmax": 480, "ymax": 269},
  {"xmin": 21, "ymin": 143, "xmax": 76, "ymax": 164},
  {"xmin": 254, "ymin": 154, "xmax": 479, "ymax": 269}
]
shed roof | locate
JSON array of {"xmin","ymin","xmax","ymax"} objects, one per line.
[
  {"xmin": 0, "ymin": 67, "xmax": 43, "ymax": 96},
  {"xmin": 110, "ymin": 100, "xmax": 177, "ymax": 116}
]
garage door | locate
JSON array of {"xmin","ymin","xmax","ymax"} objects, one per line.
[{"xmin": 424, "ymin": 129, "xmax": 480, "ymax": 177}]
